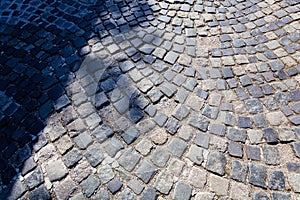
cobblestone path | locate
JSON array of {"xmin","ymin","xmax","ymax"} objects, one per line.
[{"xmin": 0, "ymin": 0, "xmax": 300, "ymax": 199}]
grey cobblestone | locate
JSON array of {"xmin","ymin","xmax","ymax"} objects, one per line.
[
  {"xmin": 155, "ymin": 170, "xmax": 173, "ymax": 194},
  {"xmin": 45, "ymin": 159, "xmax": 68, "ymax": 182},
  {"xmin": 151, "ymin": 147, "xmax": 170, "ymax": 167},
  {"xmin": 80, "ymin": 175, "xmax": 100, "ymax": 197},
  {"xmin": 206, "ymin": 151, "xmax": 227, "ymax": 176},
  {"xmin": 136, "ymin": 160, "xmax": 156, "ymax": 183},
  {"xmin": 249, "ymin": 163, "xmax": 267, "ymax": 189},
  {"xmin": 118, "ymin": 148, "xmax": 141, "ymax": 172}
]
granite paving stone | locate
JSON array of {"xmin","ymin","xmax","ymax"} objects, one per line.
[
  {"xmin": 173, "ymin": 181, "xmax": 192, "ymax": 200},
  {"xmin": 167, "ymin": 138, "xmax": 188, "ymax": 157},
  {"xmin": 80, "ymin": 175, "xmax": 100, "ymax": 198},
  {"xmin": 151, "ymin": 147, "xmax": 171, "ymax": 167},
  {"xmin": 268, "ymin": 170, "xmax": 285, "ymax": 191},
  {"xmin": 135, "ymin": 160, "xmax": 156, "ymax": 183},
  {"xmin": 118, "ymin": 148, "xmax": 141, "ymax": 172},
  {"xmin": 63, "ymin": 148, "xmax": 83, "ymax": 168},
  {"xmin": 206, "ymin": 151, "xmax": 227, "ymax": 176},
  {"xmin": 107, "ymin": 178, "xmax": 123, "ymax": 194},
  {"xmin": 231, "ymin": 160, "xmax": 248, "ymax": 182},
  {"xmin": 98, "ymin": 165, "xmax": 114, "ymax": 184},
  {"xmin": 140, "ymin": 188, "xmax": 157, "ymax": 200},
  {"xmin": 154, "ymin": 170, "xmax": 173, "ymax": 194},
  {"xmin": 187, "ymin": 145, "xmax": 204, "ymax": 165},
  {"xmin": 45, "ymin": 159, "xmax": 68, "ymax": 182},
  {"xmin": 249, "ymin": 163, "xmax": 267, "ymax": 188}
]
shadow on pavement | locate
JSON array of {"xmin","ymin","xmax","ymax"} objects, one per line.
[{"xmin": 0, "ymin": 0, "xmax": 154, "ymax": 198}]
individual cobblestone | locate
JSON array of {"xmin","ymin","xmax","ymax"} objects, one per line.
[
  {"xmin": 249, "ymin": 163, "xmax": 267, "ymax": 189},
  {"xmin": 206, "ymin": 151, "xmax": 227, "ymax": 176}
]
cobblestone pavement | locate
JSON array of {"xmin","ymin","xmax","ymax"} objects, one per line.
[{"xmin": 0, "ymin": 0, "xmax": 300, "ymax": 199}]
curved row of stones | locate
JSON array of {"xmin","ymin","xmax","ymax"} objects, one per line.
[{"xmin": 0, "ymin": 0, "xmax": 299, "ymax": 199}]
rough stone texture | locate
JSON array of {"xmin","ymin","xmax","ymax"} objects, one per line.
[
  {"xmin": 249, "ymin": 163, "xmax": 267, "ymax": 188},
  {"xmin": 173, "ymin": 182, "xmax": 192, "ymax": 200},
  {"xmin": 135, "ymin": 160, "xmax": 156, "ymax": 184},
  {"xmin": 206, "ymin": 151, "xmax": 227, "ymax": 176},
  {"xmin": 154, "ymin": 170, "xmax": 173, "ymax": 194},
  {"xmin": 118, "ymin": 148, "xmax": 141, "ymax": 172},
  {"xmin": 187, "ymin": 145, "xmax": 204, "ymax": 165},
  {"xmin": 45, "ymin": 159, "xmax": 68, "ymax": 182},
  {"xmin": 287, "ymin": 173, "xmax": 300, "ymax": 193},
  {"xmin": 230, "ymin": 182, "xmax": 250, "ymax": 200},
  {"xmin": 151, "ymin": 147, "xmax": 171, "ymax": 167},
  {"xmin": 263, "ymin": 146, "xmax": 280, "ymax": 165},
  {"xmin": 167, "ymin": 138, "xmax": 187, "ymax": 157},
  {"xmin": 188, "ymin": 167, "xmax": 207, "ymax": 188},
  {"xmin": 209, "ymin": 174, "xmax": 229, "ymax": 196},
  {"xmin": 189, "ymin": 115, "xmax": 210, "ymax": 131},
  {"xmin": 80, "ymin": 175, "xmax": 100, "ymax": 197},
  {"xmin": 231, "ymin": 160, "xmax": 248, "ymax": 182},
  {"xmin": 128, "ymin": 179, "xmax": 144, "ymax": 194},
  {"xmin": 98, "ymin": 165, "xmax": 114, "ymax": 184},
  {"xmin": 107, "ymin": 178, "xmax": 123, "ymax": 194},
  {"xmin": 268, "ymin": 170, "xmax": 285, "ymax": 191},
  {"xmin": 54, "ymin": 177, "xmax": 77, "ymax": 200}
]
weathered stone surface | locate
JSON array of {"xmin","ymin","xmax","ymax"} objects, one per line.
[
  {"xmin": 29, "ymin": 185, "xmax": 51, "ymax": 200},
  {"xmin": 194, "ymin": 192, "xmax": 215, "ymax": 200},
  {"xmin": 107, "ymin": 178, "xmax": 123, "ymax": 194},
  {"xmin": 287, "ymin": 173, "xmax": 300, "ymax": 193},
  {"xmin": 231, "ymin": 160, "xmax": 248, "ymax": 182},
  {"xmin": 54, "ymin": 177, "xmax": 77, "ymax": 200},
  {"xmin": 268, "ymin": 170, "xmax": 285, "ymax": 191},
  {"xmin": 249, "ymin": 163, "xmax": 267, "ymax": 188},
  {"xmin": 24, "ymin": 167, "xmax": 44, "ymax": 189},
  {"xmin": 193, "ymin": 132, "xmax": 210, "ymax": 150},
  {"xmin": 45, "ymin": 159, "xmax": 68, "ymax": 182},
  {"xmin": 98, "ymin": 165, "xmax": 114, "ymax": 184},
  {"xmin": 228, "ymin": 141, "xmax": 243, "ymax": 158},
  {"xmin": 80, "ymin": 175, "xmax": 100, "ymax": 197},
  {"xmin": 135, "ymin": 139, "xmax": 153, "ymax": 156},
  {"xmin": 189, "ymin": 114, "xmax": 210, "ymax": 131},
  {"xmin": 92, "ymin": 189, "xmax": 110, "ymax": 200},
  {"xmin": 117, "ymin": 188, "xmax": 135, "ymax": 200},
  {"xmin": 165, "ymin": 118, "xmax": 181, "ymax": 135},
  {"xmin": 154, "ymin": 170, "xmax": 173, "ymax": 194},
  {"xmin": 141, "ymin": 188, "xmax": 157, "ymax": 200},
  {"xmin": 227, "ymin": 128, "xmax": 246, "ymax": 143},
  {"xmin": 85, "ymin": 143, "xmax": 104, "ymax": 167},
  {"xmin": 292, "ymin": 142, "xmax": 300, "ymax": 158},
  {"xmin": 188, "ymin": 167, "xmax": 207, "ymax": 188},
  {"xmin": 187, "ymin": 145, "xmax": 204, "ymax": 165},
  {"xmin": 135, "ymin": 160, "xmax": 156, "ymax": 183},
  {"xmin": 151, "ymin": 147, "xmax": 170, "ymax": 167},
  {"xmin": 263, "ymin": 146, "xmax": 280, "ymax": 165},
  {"xmin": 253, "ymin": 192, "xmax": 270, "ymax": 200},
  {"xmin": 167, "ymin": 138, "xmax": 188, "ymax": 157},
  {"xmin": 266, "ymin": 111, "xmax": 288, "ymax": 126},
  {"xmin": 246, "ymin": 145, "xmax": 261, "ymax": 161},
  {"xmin": 271, "ymin": 192, "xmax": 291, "ymax": 200},
  {"xmin": 206, "ymin": 151, "xmax": 227, "ymax": 176},
  {"xmin": 173, "ymin": 182, "xmax": 192, "ymax": 200},
  {"xmin": 118, "ymin": 148, "xmax": 141, "ymax": 172},
  {"xmin": 128, "ymin": 179, "xmax": 144, "ymax": 194},
  {"xmin": 172, "ymin": 104, "xmax": 190, "ymax": 121},
  {"xmin": 230, "ymin": 182, "xmax": 250, "ymax": 200},
  {"xmin": 63, "ymin": 148, "xmax": 83, "ymax": 168},
  {"xmin": 209, "ymin": 174, "xmax": 229, "ymax": 196}
]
